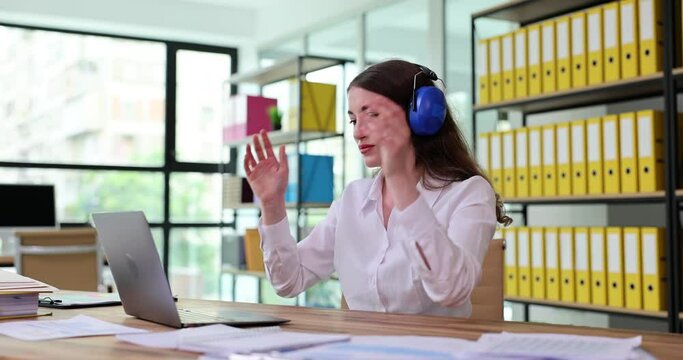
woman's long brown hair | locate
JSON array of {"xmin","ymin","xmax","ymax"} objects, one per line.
[{"xmin": 348, "ymin": 59, "xmax": 512, "ymax": 226}]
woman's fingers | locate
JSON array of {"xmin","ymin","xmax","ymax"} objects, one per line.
[
  {"xmin": 278, "ymin": 145, "xmax": 288, "ymax": 173},
  {"xmin": 245, "ymin": 144, "xmax": 257, "ymax": 172},
  {"xmin": 260, "ymin": 130, "xmax": 276, "ymax": 160},
  {"xmin": 252, "ymin": 134, "xmax": 266, "ymax": 161}
]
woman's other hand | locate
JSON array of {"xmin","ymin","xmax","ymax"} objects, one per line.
[{"xmin": 244, "ymin": 130, "xmax": 288, "ymax": 222}]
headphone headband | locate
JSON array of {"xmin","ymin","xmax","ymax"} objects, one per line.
[{"xmin": 411, "ymin": 64, "xmax": 439, "ymax": 111}]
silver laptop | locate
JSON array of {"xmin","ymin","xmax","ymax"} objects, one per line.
[{"xmin": 91, "ymin": 211, "xmax": 289, "ymax": 328}]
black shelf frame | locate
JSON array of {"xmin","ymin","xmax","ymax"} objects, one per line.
[{"xmin": 471, "ymin": 0, "xmax": 682, "ymax": 333}]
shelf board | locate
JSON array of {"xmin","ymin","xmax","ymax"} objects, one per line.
[
  {"xmin": 473, "ymin": 72, "xmax": 663, "ymax": 114},
  {"xmin": 677, "ymin": 189, "xmax": 683, "ymax": 200},
  {"xmin": 221, "ymin": 267, "xmax": 339, "ymax": 280},
  {"xmin": 472, "ymin": 0, "xmax": 608, "ymax": 24},
  {"xmin": 224, "ymin": 202, "xmax": 332, "ymax": 210},
  {"xmin": 224, "ymin": 130, "xmax": 343, "ymax": 148},
  {"xmin": 221, "ymin": 267, "xmax": 268, "ymax": 278},
  {"xmin": 505, "ymin": 296, "xmax": 668, "ymax": 319},
  {"xmin": 229, "ymin": 56, "xmax": 346, "ymax": 86},
  {"xmin": 504, "ymin": 191, "xmax": 666, "ymax": 205},
  {"xmin": 673, "ymin": 67, "xmax": 683, "ymax": 80}
]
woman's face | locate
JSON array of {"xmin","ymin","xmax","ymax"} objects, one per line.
[{"xmin": 347, "ymin": 86, "xmax": 409, "ymax": 168}]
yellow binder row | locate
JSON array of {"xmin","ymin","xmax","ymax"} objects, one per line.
[
  {"xmin": 477, "ymin": 110, "xmax": 667, "ymax": 198},
  {"xmin": 477, "ymin": 0, "xmax": 663, "ymax": 105},
  {"xmin": 503, "ymin": 226, "xmax": 666, "ymax": 311}
]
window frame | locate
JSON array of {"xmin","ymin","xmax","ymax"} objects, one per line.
[{"xmin": 0, "ymin": 21, "xmax": 238, "ymax": 274}]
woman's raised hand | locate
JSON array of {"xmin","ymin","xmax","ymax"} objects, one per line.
[{"xmin": 244, "ymin": 130, "xmax": 288, "ymax": 207}]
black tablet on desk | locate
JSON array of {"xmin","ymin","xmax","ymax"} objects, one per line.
[{"xmin": 38, "ymin": 292, "xmax": 122, "ymax": 309}]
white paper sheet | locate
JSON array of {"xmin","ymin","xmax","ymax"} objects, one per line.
[
  {"xmin": 0, "ymin": 315, "xmax": 146, "ymax": 341},
  {"xmin": 117, "ymin": 324, "xmax": 278, "ymax": 349},
  {"xmin": 118, "ymin": 324, "xmax": 345, "ymax": 356},
  {"xmin": 464, "ymin": 332, "xmax": 642, "ymax": 360},
  {"xmin": 251, "ymin": 335, "xmax": 474, "ymax": 360},
  {"xmin": 189, "ymin": 331, "xmax": 349, "ymax": 355}
]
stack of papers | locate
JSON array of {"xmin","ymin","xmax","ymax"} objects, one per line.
[
  {"xmin": 0, "ymin": 293, "xmax": 39, "ymax": 316},
  {"xmin": 0, "ymin": 269, "xmax": 58, "ymax": 293},
  {"xmin": 0, "ymin": 269, "xmax": 58, "ymax": 318}
]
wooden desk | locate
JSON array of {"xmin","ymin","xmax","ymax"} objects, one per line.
[{"xmin": 1, "ymin": 294, "xmax": 683, "ymax": 359}]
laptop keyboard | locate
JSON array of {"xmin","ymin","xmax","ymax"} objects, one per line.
[{"xmin": 178, "ymin": 308, "xmax": 234, "ymax": 324}]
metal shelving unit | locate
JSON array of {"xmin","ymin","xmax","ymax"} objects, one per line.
[
  {"xmin": 219, "ymin": 55, "xmax": 349, "ymax": 302},
  {"xmin": 472, "ymin": 0, "xmax": 682, "ymax": 333}
]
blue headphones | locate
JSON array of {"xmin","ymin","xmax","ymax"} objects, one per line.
[{"xmin": 408, "ymin": 65, "xmax": 447, "ymax": 136}]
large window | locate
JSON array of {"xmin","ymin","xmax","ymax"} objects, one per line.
[
  {"xmin": 0, "ymin": 27, "xmax": 166, "ymax": 166},
  {"xmin": 0, "ymin": 24, "xmax": 237, "ymax": 300}
]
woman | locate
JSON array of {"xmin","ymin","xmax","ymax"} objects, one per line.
[{"xmin": 243, "ymin": 59, "xmax": 511, "ymax": 316}]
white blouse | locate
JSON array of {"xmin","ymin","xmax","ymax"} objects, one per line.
[{"xmin": 258, "ymin": 173, "xmax": 497, "ymax": 317}]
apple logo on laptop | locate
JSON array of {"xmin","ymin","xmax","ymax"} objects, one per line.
[{"xmin": 125, "ymin": 253, "xmax": 139, "ymax": 278}]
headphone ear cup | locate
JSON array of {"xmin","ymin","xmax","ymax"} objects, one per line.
[{"xmin": 409, "ymin": 86, "xmax": 447, "ymax": 136}]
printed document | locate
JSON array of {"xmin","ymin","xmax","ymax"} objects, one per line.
[{"xmin": 464, "ymin": 332, "xmax": 642, "ymax": 360}]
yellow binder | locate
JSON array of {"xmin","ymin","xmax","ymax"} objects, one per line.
[
  {"xmin": 571, "ymin": 12, "xmax": 588, "ymax": 88},
  {"xmin": 291, "ymin": 80, "xmax": 337, "ymax": 132},
  {"xmin": 571, "ymin": 119, "xmax": 588, "ymax": 195},
  {"xmin": 602, "ymin": 115, "xmax": 621, "ymax": 194},
  {"xmin": 478, "ymin": 39, "xmax": 490, "ymax": 105},
  {"xmin": 620, "ymin": 0, "xmax": 639, "ymax": 79},
  {"xmin": 528, "ymin": 24, "xmax": 543, "ymax": 96},
  {"xmin": 515, "ymin": 28, "xmax": 528, "ymax": 98},
  {"xmin": 529, "ymin": 126, "xmax": 544, "ymax": 197},
  {"xmin": 587, "ymin": 7, "xmax": 604, "ymax": 85},
  {"xmin": 642, "ymin": 227, "xmax": 666, "ymax": 311},
  {"xmin": 541, "ymin": 20, "xmax": 557, "ymax": 93},
  {"xmin": 489, "ymin": 37, "xmax": 503, "ymax": 103},
  {"xmin": 587, "ymin": 117, "xmax": 604, "ymax": 194},
  {"xmin": 531, "ymin": 227, "xmax": 546, "ymax": 299},
  {"xmin": 637, "ymin": 110, "xmax": 664, "ymax": 192},
  {"xmin": 590, "ymin": 227, "xmax": 608, "ymax": 305},
  {"xmin": 602, "ymin": 2, "xmax": 621, "ymax": 82},
  {"xmin": 502, "ymin": 130, "xmax": 517, "ymax": 198},
  {"xmin": 544, "ymin": 227, "xmax": 561, "ymax": 301},
  {"xmin": 556, "ymin": 122, "xmax": 572, "ymax": 196},
  {"xmin": 504, "ymin": 228, "xmax": 518, "ymax": 297},
  {"xmin": 517, "ymin": 227, "xmax": 532, "ymax": 297},
  {"xmin": 477, "ymin": 132, "xmax": 490, "ymax": 178},
  {"xmin": 619, "ymin": 112, "xmax": 639, "ymax": 193},
  {"xmin": 639, "ymin": 0, "xmax": 662, "ymax": 75},
  {"xmin": 560, "ymin": 227, "xmax": 575, "ymax": 303},
  {"xmin": 542, "ymin": 124, "xmax": 557, "ymax": 196},
  {"xmin": 244, "ymin": 228, "xmax": 265, "ymax": 272},
  {"xmin": 516, "ymin": 128, "xmax": 530, "ymax": 197},
  {"xmin": 623, "ymin": 227, "xmax": 642, "ymax": 309},
  {"xmin": 490, "ymin": 132, "xmax": 503, "ymax": 195},
  {"xmin": 607, "ymin": 227, "xmax": 625, "ymax": 308},
  {"xmin": 574, "ymin": 227, "xmax": 591, "ymax": 304},
  {"xmin": 556, "ymin": 16, "xmax": 572, "ymax": 91},
  {"xmin": 502, "ymin": 33, "xmax": 516, "ymax": 101}
]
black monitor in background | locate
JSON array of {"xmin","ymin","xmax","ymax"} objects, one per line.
[{"xmin": 0, "ymin": 184, "xmax": 57, "ymax": 228}]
